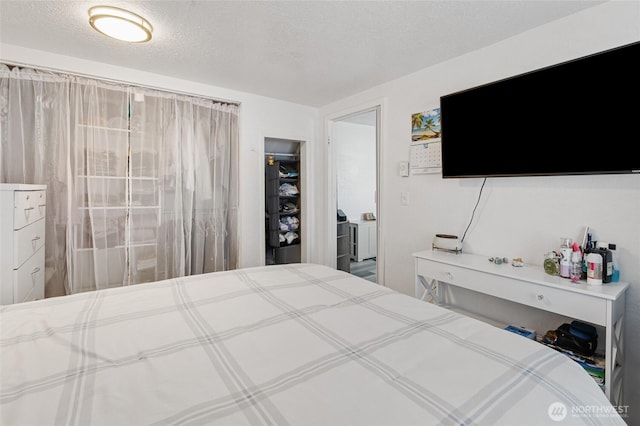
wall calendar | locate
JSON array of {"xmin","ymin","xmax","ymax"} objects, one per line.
[{"xmin": 410, "ymin": 107, "xmax": 442, "ymax": 175}]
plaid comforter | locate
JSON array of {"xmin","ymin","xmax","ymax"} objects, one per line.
[{"xmin": 1, "ymin": 263, "xmax": 624, "ymax": 425}]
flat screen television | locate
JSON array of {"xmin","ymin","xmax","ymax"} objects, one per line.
[{"xmin": 440, "ymin": 41, "xmax": 640, "ymax": 178}]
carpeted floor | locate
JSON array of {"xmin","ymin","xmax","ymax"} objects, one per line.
[{"xmin": 350, "ymin": 258, "xmax": 376, "ymax": 283}]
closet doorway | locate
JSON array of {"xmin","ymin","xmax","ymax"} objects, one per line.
[
  {"xmin": 331, "ymin": 107, "xmax": 380, "ymax": 283},
  {"xmin": 264, "ymin": 138, "xmax": 304, "ymax": 265}
]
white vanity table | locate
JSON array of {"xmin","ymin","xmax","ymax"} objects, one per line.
[{"xmin": 413, "ymin": 249, "xmax": 628, "ymax": 405}]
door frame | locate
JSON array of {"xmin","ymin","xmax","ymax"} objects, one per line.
[{"xmin": 326, "ymin": 98, "xmax": 385, "ymax": 285}]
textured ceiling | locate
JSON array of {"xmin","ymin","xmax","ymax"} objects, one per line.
[{"xmin": 0, "ymin": 1, "xmax": 603, "ymax": 107}]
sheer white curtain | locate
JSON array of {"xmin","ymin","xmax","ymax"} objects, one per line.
[
  {"xmin": 1, "ymin": 64, "xmax": 238, "ymax": 296},
  {"xmin": 69, "ymin": 79, "xmax": 132, "ymax": 292},
  {"xmin": 0, "ymin": 64, "xmax": 70, "ymax": 297},
  {"xmin": 138, "ymin": 91, "xmax": 239, "ymax": 279}
]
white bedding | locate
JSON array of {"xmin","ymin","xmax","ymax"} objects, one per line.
[{"xmin": 0, "ymin": 263, "xmax": 624, "ymax": 425}]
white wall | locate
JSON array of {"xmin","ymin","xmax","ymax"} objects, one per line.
[
  {"xmin": 320, "ymin": 1, "xmax": 640, "ymax": 420},
  {"xmin": 0, "ymin": 43, "xmax": 323, "ymax": 274},
  {"xmin": 334, "ymin": 121, "xmax": 376, "ymax": 222}
]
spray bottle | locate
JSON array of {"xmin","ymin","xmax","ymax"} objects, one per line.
[
  {"xmin": 559, "ymin": 237, "xmax": 573, "ymax": 278},
  {"xmin": 570, "ymin": 242, "xmax": 582, "ymax": 283}
]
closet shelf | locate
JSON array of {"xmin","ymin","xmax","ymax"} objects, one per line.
[
  {"xmin": 77, "ymin": 175, "xmax": 158, "ymax": 180},
  {"xmin": 74, "ymin": 242, "xmax": 157, "ymax": 252},
  {"xmin": 77, "ymin": 205, "xmax": 160, "ymax": 210},
  {"xmin": 77, "ymin": 124, "xmax": 130, "ymax": 133},
  {"xmin": 115, "ymin": 242, "xmax": 157, "ymax": 249}
]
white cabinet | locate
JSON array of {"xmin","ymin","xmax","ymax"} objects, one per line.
[
  {"xmin": 413, "ymin": 249, "xmax": 628, "ymax": 406},
  {"xmin": 349, "ymin": 220, "xmax": 376, "ymax": 262},
  {"xmin": 0, "ymin": 184, "xmax": 46, "ymax": 305}
]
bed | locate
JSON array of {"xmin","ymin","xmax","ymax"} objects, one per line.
[{"xmin": 1, "ymin": 263, "xmax": 624, "ymax": 425}]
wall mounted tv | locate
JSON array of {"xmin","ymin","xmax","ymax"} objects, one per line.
[{"xmin": 440, "ymin": 41, "xmax": 640, "ymax": 178}]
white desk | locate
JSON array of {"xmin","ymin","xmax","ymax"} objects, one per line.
[{"xmin": 413, "ymin": 249, "xmax": 628, "ymax": 405}]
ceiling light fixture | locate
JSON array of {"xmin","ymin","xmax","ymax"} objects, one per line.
[{"xmin": 88, "ymin": 6, "xmax": 153, "ymax": 43}]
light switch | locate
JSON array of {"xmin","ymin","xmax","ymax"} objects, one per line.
[
  {"xmin": 399, "ymin": 161, "xmax": 409, "ymax": 177},
  {"xmin": 401, "ymin": 191, "xmax": 409, "ymax": 206}
]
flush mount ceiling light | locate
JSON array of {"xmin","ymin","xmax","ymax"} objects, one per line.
[{"xmin": 88, "ymin": 6, "xmax": 153, "ymax": 43}]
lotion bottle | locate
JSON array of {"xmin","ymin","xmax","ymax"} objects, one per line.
[{"xmin": 586, "ymin": 252, "xmax": 603, "ymax": 285}]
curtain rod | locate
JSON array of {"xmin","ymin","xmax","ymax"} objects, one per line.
[{"xmin": 1, "ymin": 60, "xmax": 240, "ymax": 107}]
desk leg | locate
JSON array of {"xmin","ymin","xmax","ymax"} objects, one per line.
[
  {"xmin": 606, "ymin": 313, "xmax": 624, "ymax": 406},
  {"xmin": 603, "ymin": 295, "xmax": 626, "ymax": 407},
  {"xmin": 416, "ymin": 275, "xmax": 441, "ymax": 305}
]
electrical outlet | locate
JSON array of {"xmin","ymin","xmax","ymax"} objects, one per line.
[{"xmin": 400, "ymin": 191, "xmax": 409, "ymax": 206}]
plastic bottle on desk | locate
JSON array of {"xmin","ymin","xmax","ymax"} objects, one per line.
[
  {"xmin": 570, "ymin": 251, "xmax": 583, "ymax": 283},
  {"xmin": 581, "ymin": 233, "xmax": 594, "ymax": 280},
  {"xmin": 569, "ymin": 243, "xmax": 582, "ymax": 283},
  {"xmin": 559, "ymin": 237, "xmax": 572, "ymax": 278},
  {"xmin": 596, "ymin": 241, "xmax": 613, "ymax": 283},
  {"xmin": 608, "ymin": 243, "xmax": 620, "ymax": 282},
  {"xmin": 586, "ymin": 251, "xmax": 603, "ymax": 285}
]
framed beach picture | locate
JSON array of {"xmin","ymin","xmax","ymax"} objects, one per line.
[{"xmin": 411, "ymin": 108, "xmax": 441, "ymax": 142}]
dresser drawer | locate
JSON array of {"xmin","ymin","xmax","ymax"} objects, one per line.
[
  {"xmin": 13, "ymin": 218, "xmax": 46, "ymax": 268},
  {"xmin": 14, "ymin": 190, "xmax": 46, "ymax": 229},
  {"xmin": 416, "ymin": 258, "xmax": 607, "ymax": 326},
  {"xmin": 13, "ymin": 247, "xmax": 45, "ymax": 303}
]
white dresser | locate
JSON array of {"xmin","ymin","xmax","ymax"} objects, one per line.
[{"xmin": 0, "ymin": 184, "xmax": 47, "ymax": 305}]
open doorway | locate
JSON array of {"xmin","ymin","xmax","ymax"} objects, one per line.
[{"xmin": 332, "ymin": 109, "xmax": 379, "ymax": 283}]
